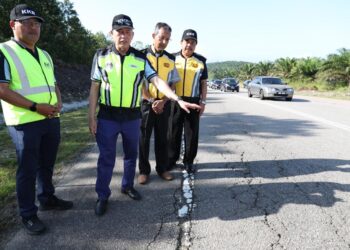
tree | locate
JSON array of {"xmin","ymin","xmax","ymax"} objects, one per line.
[
  {"xmin": 274, "ymin": 57, "xmax": 296, "ymax": 78},
  {"xmin": 322, "ymin": 48, "xmax": 350, "ymax": 87},
  {"xmin": 0, "ymin": 0, "xmax": 109, "ymax": 65},
  {"xmin": 294, "ymin": 58, "xmax": 322, "ymax": 81},
  {"xmin": 239, "ymin": 63, "xmax": 255, "ymax": 80},
  {"xmin": 254, "ymin": 61, "xmax": 274, "ymax": 76}
]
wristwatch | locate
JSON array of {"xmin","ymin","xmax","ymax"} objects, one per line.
[
  {"xmin": 201, "ymin": 100, "xmax": 206, "ymax": 105},
  {"xmin": 29, "ymin": 102, "xmax": 37, "ymax": 112}
]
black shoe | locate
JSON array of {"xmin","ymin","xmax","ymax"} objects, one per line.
[
  {"xmin": 39, "ymin": 195, "xmax": 73, "ymax": 211},
  {"xmin": 22, "ymin": 215, "xmax": 46, "ymax": 235},
  {"xmin": 94, "ymin": 199, "xmax": 108, "ymax": 216},
  {"xmin": 185, "ymin": 163, "xmax": 195, "ymax": 173},
  {"xmin": 121, "ymin": 187, "xmax": 141, "ymax": 200}
]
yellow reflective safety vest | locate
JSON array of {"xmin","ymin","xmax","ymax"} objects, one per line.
[
  {"xmin": 0, "ymin": 40, "xmax": 57, "ymax": 126},
  {"xmin": 96, "ymin": 47, "xmax": 147, "ymax": 108},
  {"xmin": 142, "ymin": 47, "xmax": 176, "ymax": 99},
  {"xmin": 174, "ymin": 52, "xmax": 206, "ymax": 97}
]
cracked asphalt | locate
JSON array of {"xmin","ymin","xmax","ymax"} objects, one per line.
[{"xmin": 3, "ymin": 89, "xmax": 350, "ymax": 250}]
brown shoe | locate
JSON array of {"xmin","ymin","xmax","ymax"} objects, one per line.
[
  {"xmin": 159, "ymin": 171, "xmax": 174, "ymax": 181},
  {"xmin": 138, "ymin": 174, "xmax": 149, "ymax": 185}
]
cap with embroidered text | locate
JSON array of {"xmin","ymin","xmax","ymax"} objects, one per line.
[
  {"xmin": 10, "ymin": 4, "xmax": 44, "ymax": 22},
  {"xmin": 182, "ymin": 29, "xmax": 197, "ymax": 43},
  {"xmin": 112, "ymin": 14, "xmax": 134, "ymax": 30}
]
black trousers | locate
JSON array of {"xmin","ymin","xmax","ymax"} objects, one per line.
[
  {"xmin": 138, "ymin": 101, "xmax": 170, "ymax": 175},
  {"xmin": 8, "ymin": 118, "xmax": 60, "ymax": 218},
  {"xmin": 168, "ymin": 98, "xmax": 200, "ymax": 166}
]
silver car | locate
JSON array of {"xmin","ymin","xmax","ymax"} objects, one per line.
[{"xmin": 248, "ymin": 76, "xmax": 294, "ymax": 101}]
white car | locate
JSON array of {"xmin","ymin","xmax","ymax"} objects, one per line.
[{"xmin": 248, "ymin": 76, "xmax": 294, "ymax": 101}]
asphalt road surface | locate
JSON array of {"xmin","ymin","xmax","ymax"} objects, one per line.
[{"xmin": 4, "ymin": 89, "xmax": 350, "ymax": 250}]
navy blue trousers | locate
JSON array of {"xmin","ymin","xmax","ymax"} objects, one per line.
[
  {"xmin": 95, "ymin": 118, "xmax": 140, "ymax": 200},
  {"xmin": 8, "ymin": 118, "xmax": 60, "ymax": 218}
]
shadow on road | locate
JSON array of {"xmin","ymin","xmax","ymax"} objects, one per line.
[{"xmin": 193, "ymin": 159, "xmax": 350, "ymax": 221}]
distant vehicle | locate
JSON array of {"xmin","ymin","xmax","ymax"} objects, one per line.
[
  {"xmin": 210, "ymin": 79, "xmax": 222, "ymax": 90},
  {"xmin": 220, "ymin": 78, "xmax": 239, "ymax": 92},
  {"xmin": 243, "ymin": 80, "xmax": 251, "ymax": 88},
  {"xmin": 248, "ymin": 76, "xmax": 294, "ymax": 101}
]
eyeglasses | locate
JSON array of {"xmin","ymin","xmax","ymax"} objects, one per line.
[{"xmin": 15, "ymin": 19, "xmax": 42, "ymax": 28}]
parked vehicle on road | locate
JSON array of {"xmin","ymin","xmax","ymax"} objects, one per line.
[
  {"xmin": 210, "ymin": 79, "xmax": 222, "ymax": 90},
  {"xmin": 220, "ymin": 78, "xmax": 239, "ymax": 92},
  {"xmin": 248, "ymin": 76, "xmax": 294, "ymax": 101},
  {"xmin": 243, "ymin": 80, "xmax": 251, "ymax": 88}
]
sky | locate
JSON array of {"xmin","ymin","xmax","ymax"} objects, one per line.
[{"xmin": 67, "ymin": 0, "xmax": 350, "ymax": 63}]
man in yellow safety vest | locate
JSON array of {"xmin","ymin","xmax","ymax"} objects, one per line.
[{"xmin": 0, "ymin": 4, "xmax": 73, "ymax": 235}]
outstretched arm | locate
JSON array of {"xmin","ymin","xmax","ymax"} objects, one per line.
[{"xmin": 150, "ymin": 76, "xmax": 200, "ymax": 113}]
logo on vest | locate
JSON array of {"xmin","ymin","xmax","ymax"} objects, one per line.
[
  {"xmin": 129, "ymin": 64, "xmax": 138, "ymax": 69},
  {"xmin": 105, "ymin": 62, "xmax": 114, "ymax": 71},
  {"xmin": 163, "ymin": 63, "xmax": 170, "ymax": 68},
  {"xmin": 44, "ymin": 62, "xmax": 50, "ymax": 68},
  {"xmin": 191, "ymin": 62, "xmax": 198, "ymax": 68}
]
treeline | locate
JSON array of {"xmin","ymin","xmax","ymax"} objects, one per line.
[
  {"xmin": 208, "ymin": 48, "xmax": 350, "ymax": 89},
  {"xmin": 0, "ymin": 0, "xmax": 110, "ymax": 65}
]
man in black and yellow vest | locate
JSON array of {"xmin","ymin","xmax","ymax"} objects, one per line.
[
  {"xmin": 137, "ymin": 22, "xmax": 179, "ymax": 185},
  {"xmin": 89, "ymin": 15, "xmax": 199, "ymax": 216},
  {"xmin": 169, "ymin": 29, "xmax": 208, "ymax": 173},
  {"xmin": 0, "ymin": 4, "xmax": 73, "ymax": 235}
]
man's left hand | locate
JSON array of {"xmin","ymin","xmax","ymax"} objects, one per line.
[{"xmin": 152, "ymin": 100, "xmax": 165, "ymax": 114}]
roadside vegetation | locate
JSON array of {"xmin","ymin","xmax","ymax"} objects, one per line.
[
  {"xmin": 0, "ymin": 0, "xmax": 110, "ymax": 65},
  {"xmin": 208, "ymin": 48, "xmax": 350, "ymax": 99},
  {"xmin": 0, "ymin": 108, "xmax": 93, "ymax": 233}
]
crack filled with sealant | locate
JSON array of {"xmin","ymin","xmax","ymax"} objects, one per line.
[{"xmin": 173, "ymin": 169, "xmax": 196, "ymax": 250}]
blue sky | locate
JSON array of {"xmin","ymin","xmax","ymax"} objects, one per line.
[{"xmin": 68, "ymin": 0, "xmax": 350, "ymax": 63}]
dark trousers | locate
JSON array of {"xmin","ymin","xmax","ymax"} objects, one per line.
[
  {"xmin": 168, "ymin": 99, "xmax": 200, "ymax": 166},
  {"xmin": 95, "ymin": 118, "xmax": 140, "ymax": 200},
  {"xmin": 8, "ymin": 118, "xmax": 60, "ymax": 218},
  {"xmin": 139, "ymin": 101, "xmax": 170, "ymax": 175}
]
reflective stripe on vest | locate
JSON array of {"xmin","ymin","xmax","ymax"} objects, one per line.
[
  {"xmin": 0, "ymin": 41, "xmax": 57, "ymax": 125},
  {"xmin": 1, "ymin": 43, "xmax": 55, "ymax": 96},
  {"xmin": 98, "ymin": 51, "xmax": 145, "ymax": 108}
]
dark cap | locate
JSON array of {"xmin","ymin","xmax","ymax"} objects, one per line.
[
  {"xmin": 112, "ymin": 14, "xmax": 133, "ymax": 30},
  {"xmin": 10, "ymin": 4, "xmax": 44, "ymax": 22},
  {"xmin": 182, "ymin": 29, "xmax": 197, "ymax": 42}
]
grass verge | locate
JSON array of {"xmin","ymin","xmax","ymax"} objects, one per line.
[
  {"xmin": 0, "ymin": 107, "xmax": 93, "ymax": 235},
  {"xmin": 289, "ymin": 81, "xmax": 350, "ymax": 100}
]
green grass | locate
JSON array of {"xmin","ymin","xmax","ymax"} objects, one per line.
[
  {"xmin": 0, "ymin": 107, "xmax": 93, "ymax": 204},
  {"xmin": 288, "ymin": 81, "xmax": 350, "ymax": 100}
]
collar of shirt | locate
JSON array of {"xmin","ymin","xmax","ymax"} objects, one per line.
[
  {"xmin": 11, "ymin": 38, "xmax": 39, "ymax": 61},
  {"xmin": 149, "ymin": 46, "xmax": 164, "ymax": 57},
  {"xmin": 112, "ymin": 44, "xmax": 131, "ymax": 57}
]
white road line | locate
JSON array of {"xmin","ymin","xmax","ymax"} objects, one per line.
[{"xmin": 234, "ymin": 94, "xmax": 350, "ymax": 133}]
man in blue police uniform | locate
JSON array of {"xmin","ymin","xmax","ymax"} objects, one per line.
[
  {"xmin": 89, "ymin": 14, "xmax": 199, "ymax": 216},
  {"xmin": 0, "ymin": 4, "xmax": 73, "ymax": 235}
]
